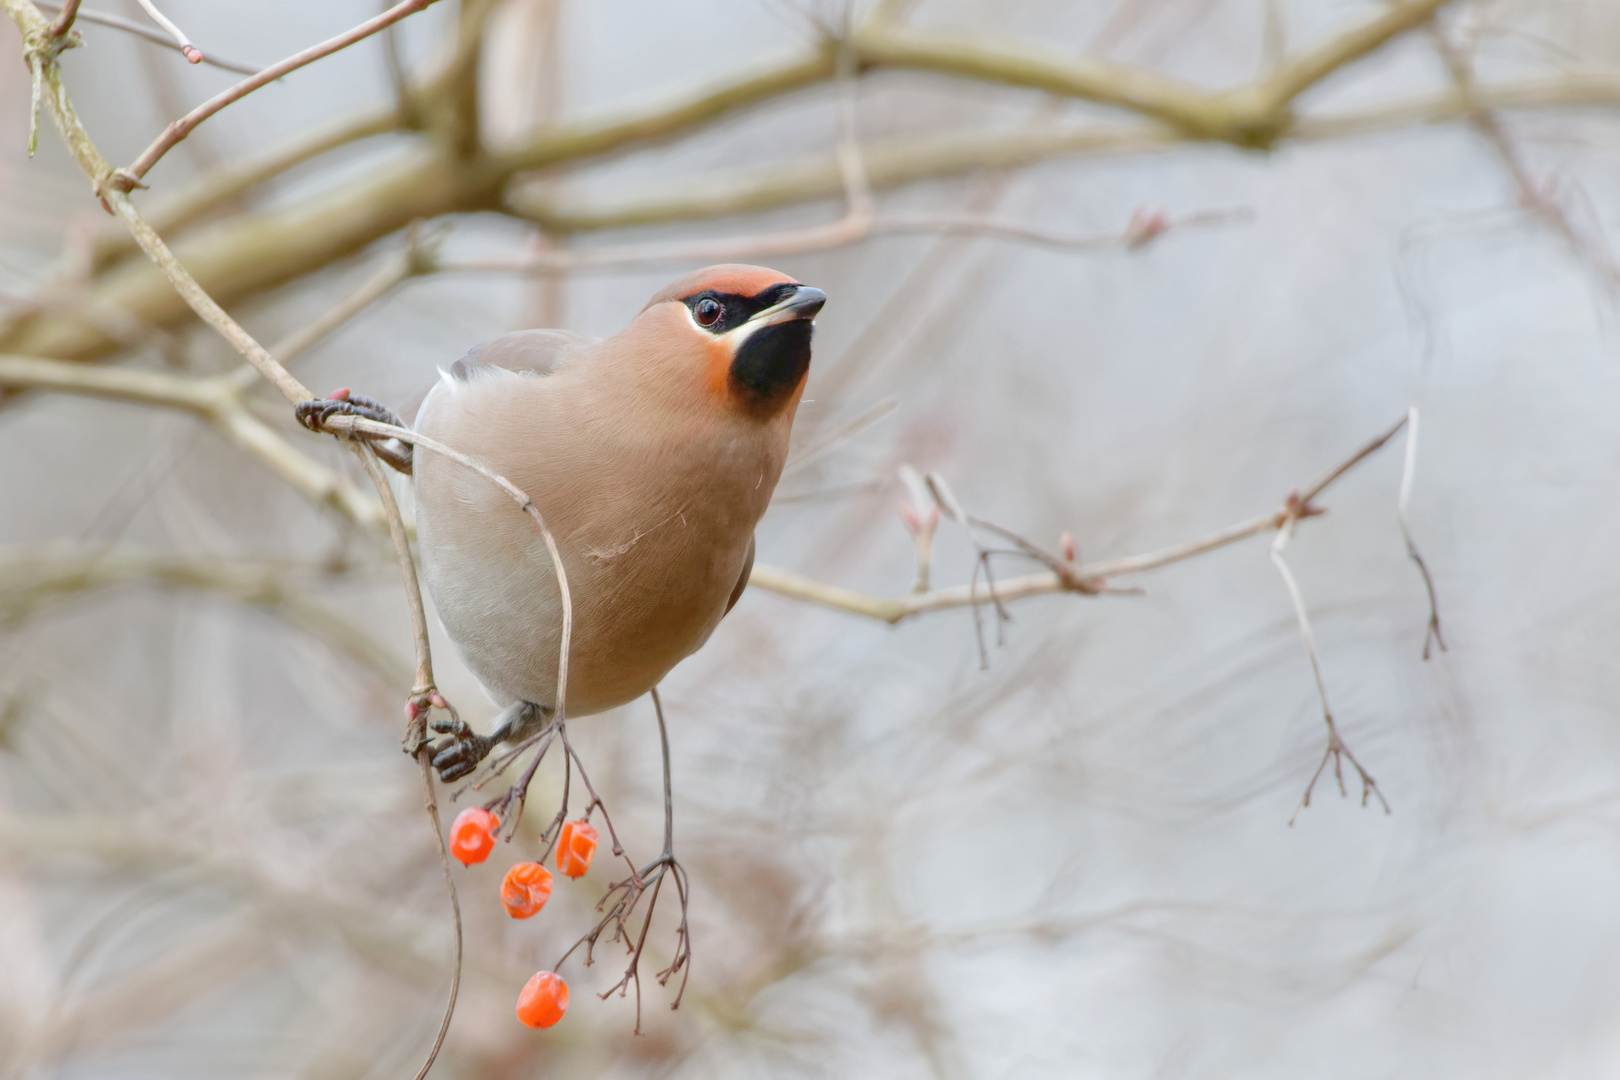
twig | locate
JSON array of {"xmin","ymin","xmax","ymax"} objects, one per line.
[
  {"xmin": 0, "ymin": 544, "xmax": 410, "ymax": 688},
  {"xmin": 0, "ymin": 353, "xmax": 382, "ymax": 528},
  {"xmin": 320, "ymin": 415, "xmax": 575, "ymax": 736},
  {"xmin": 234, "ymin": 222, "xmax": 447, "ymax": 387},
  {"xmin": 33, "ymin": 2, "xmax": 262, "ymax": 75},
  {"xmin": 9, "ymin": 0, "xmax": 1475, "ymax": 360},
  {"xmin": 896, "ymin": 465, "xmax": 939, "ymax": 593},
  {"xmin": 131, "ymin": 0, "xmax": 198, "ymax": 63},
  {"xmin": 379, "ymin": 0, "xmax": 418, "ymax": 126},
  {"xmin": 1397, "ymin": 407, "xmax": 1445, "ymax": 659},
  {"xmin": 1429, "ymin": 25, "xmax": 1620, "ymax": 288},
  {"xmin": 112, "ymin": 0, "xmax": 444, "ymax": 189},
  {"xmin": 924, "ymin": 472, "xmax": 1011, "ymax": 667},
  {"xmin": 549, "ymin": 692, "xmax": 689, "ymax": 1033},
  {"xmin": 1273, "ymin": 510, "xmax": 1390, "ymax": 821},
  {"xmin": 748, "ymin": 415, "xmax": 1415, "ymax": 623},
  {"xmin": 47, "ymin": 0, "xmax": 79, "ymax": 37},
  {"xmin": 356, "ymin": 447, "xmax": 459, "ymax": 1080},
  {"xmin": 3, "ymin": 20, "xmax": 464, "ymax": 1072}
]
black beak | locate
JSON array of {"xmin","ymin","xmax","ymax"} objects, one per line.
[{"xmin": 748, "ymin": 285, "xmax": 826, "ymax": 327}]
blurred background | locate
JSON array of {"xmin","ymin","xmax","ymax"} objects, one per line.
[{"xmin": 4, "ymin": 0, "xmax": 1620, "ymax": 1076}]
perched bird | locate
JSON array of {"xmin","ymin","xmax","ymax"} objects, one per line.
[{"xmin": 299, "ymin": 265, "xmax": 825, "ymax": 781}]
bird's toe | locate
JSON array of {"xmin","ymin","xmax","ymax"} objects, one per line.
[{"xmin": 432, "ymin": 733, "xmax": 492, "ymax": 783}]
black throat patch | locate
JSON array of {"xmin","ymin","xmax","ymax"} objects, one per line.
[{"xmin": 729, "ymin": 319, "xmax": 814, "ymax": 414}]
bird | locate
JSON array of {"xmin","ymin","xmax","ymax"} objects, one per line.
[{"xmin": 298, "ymin": 265, "xmax": 825, "ymax": 781}]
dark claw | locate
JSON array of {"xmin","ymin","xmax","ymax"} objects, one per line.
[
  {"xmin": 294, "ymin": 391, "xmax": 414, "ymax": 475},
  {"xmin": 430, "ymin": 714, "xmax": 473, "ymax": 738},
  {"xmin": 431, "ymin": 733, "xmax": 493, "ymax": 783}
]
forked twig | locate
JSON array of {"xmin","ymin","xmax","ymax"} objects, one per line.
[
  {"xmin": 551, "ymin": 688, "xmax": 690, "ymax": 1034},
  {"xmin": 925, "ymin": 472, "xmax": 1011, "ymax": 667},
  {"xmin": 1272, "ymin": 508, "xmax": 1390, "ymax": 823},
  {"xmin": 1397, "ymin": 407, "xmax": 1446, "ymax": 659}
]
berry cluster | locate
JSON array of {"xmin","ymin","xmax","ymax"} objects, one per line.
[{"xmin": 449, "ymin": 805, "xmax": 600, "ymax": 1029}]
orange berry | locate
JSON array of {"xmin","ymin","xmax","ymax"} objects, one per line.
[
  {"xmin": 516, "ymin": 970, "xmax": 568, "ymax": 1028},
  {"xmin": 500, "ymin": 861, "xmax": 554, "ymax": 919},
  {"xmin": 449, "ymin": 807, "xmax": 499, "ymax": 866},
  {"xmin": 555, "ymin": 819, "xmax": 598, "ymax": 878}
]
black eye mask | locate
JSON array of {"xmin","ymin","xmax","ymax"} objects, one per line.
[{"xmin": 680, "ymin": 283, "xmax": 801, "ymax": 334}]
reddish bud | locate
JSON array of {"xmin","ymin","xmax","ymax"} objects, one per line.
[
  {"xmin": 325, "ymin": 387, "xmax": 351, "ymax": 401},
  {"xmin": 1059, "ymin": 531, "xmax": 1076, "ymax": 562},
  {"xmin": 555, "ymin": 819, "xmax": 598, "ymax": 878},
  {"xmin": 501, "ymin": 861, "xmax": 554, "ymax": 919},
  {"xmin": 449, "ymin": 807, "xmax": 499, "ymax": 866},
  {"xmin": 516, "ymin": 971, "xmax": 568, "ymax": 1028},
  {"xmin": 182, "ymin": 45, "xmax": 202, "ymax": 64},
  {"xmin": 1125, "ymin": 207, "xmax": 1170, "ymax": 249}
]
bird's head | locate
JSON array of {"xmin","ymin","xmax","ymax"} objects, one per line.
[{"xmin": 627, "ymin": 264, "xmax": 826, "ymax": 420}]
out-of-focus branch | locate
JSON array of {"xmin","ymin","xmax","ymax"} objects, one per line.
[
  {"xmin": 504, "ymin": 122, "xmax": 1162, "ymax": 230},
  {"xmin": 239, "ymin": 221, "xmax": 447, "ymax": 383},
  {"xmin": 850, "ymin": 0, "xmax": 1455, "ymax": 146},
  {"xmin": 0, "ymin": 354, "xmax": 382, "ymax": 528},
  {"xmin": 80, "ymin": 104, "xmax": 402, "ymax": 274},
  {"xmin": 112, "ymin": 0, "xmax": 445, "ymax": 189},
  {"xmin": 1429, "ymin": 27, "xmax": 1620, "ymax": 286},
  {"xmin": 3, "ymin": 17, "xmax": 465, "ymax": 1074},
  {"xmin": 0, "ymin": 545, "xmax": 411, "ymax": 689},
  {"xmin": 466, "ymin": 204, "xmax": 1243, "ymax": 275},
  {"xmin": 6, "ymin": 0, "xmax": 1470, "ymax": 361}
]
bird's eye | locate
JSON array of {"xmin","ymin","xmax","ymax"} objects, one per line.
[{"xmin": 694, "ymin": 298, "xmax": 723, "ymax": 327}]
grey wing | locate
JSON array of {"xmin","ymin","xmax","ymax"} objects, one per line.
[
  {"xmin": 418, "ymin": 328, "xmax": 599, "ymax": 434},
  {"xmin": 725, "ymin": 536, "xmax": 755, "ymax": 616},
  {"xmin": 449, "ymin": 328, "xmax": 599, "ymax": 382}
]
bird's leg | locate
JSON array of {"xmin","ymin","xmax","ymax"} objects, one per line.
[
  {"xmin": 294, "ymin": 388, "xmax": 414, "ymax": 475},
  {"xmin": 430, "ymin": 699, "xmax": 548, "ymax": 783}
]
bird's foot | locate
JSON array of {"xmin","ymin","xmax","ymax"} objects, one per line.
[
  {"xmin": 429, "ymin": 700, "xmax": 547, "ymax": 784},
  {"xmin": 294, "ymin": 388, "xmax": 414, "ymax": 475},
  {"xmin": 428, "ymin": 713, "xmax": 494, "ymax": 783}
]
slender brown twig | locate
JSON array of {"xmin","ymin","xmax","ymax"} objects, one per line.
[
  {"xmin": 46, "ymin": 0, "xmax": 80, "ymax": 37},
  {"xmin": 4, "ymin": 15, "xmax": 465, "ymax": 1071},
  {"xmin": 33, "ymin": 2, "xmax": 262, "ymax": 73},
  {"xmin": 112, "ymin": 0, "xmax": 444, "ymax": 189},
  {"xmin": 1397, "ymin": 407, "xmax": 1446, "ymax": 659},
  {"xmin": 131, "ymin": 0, "xmax": 199, "ymax": 63}
]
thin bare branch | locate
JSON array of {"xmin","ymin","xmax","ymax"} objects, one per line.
[
  {"xmin": 748, "ymin": 416, "xmax": 1413, "ymax": 623},
  {"xmin": 131, "ymin": 0, "xmax": 199, "ymax": 63},
  {"xmin": 0, "ymin": 354, "xmax": 382, "ymax": 528},
  {"xmin": 1397, "ymin": 407, "xmax": 1446, "ymax": 659},
  {"xmin": 46, "ymin": 0, "xmax": 79, "ymax": 38},
  {"xmin": 0, "ymin": 545, "xmax": 409, "ymax": 689},
  {"xmin": 3, "ymin": 27, "xmax": 466, "ymax": 1070},
  {"xmin": 8, "ymin": 0, "xmax": 1479, "ymax": 360},
  {"xmin": 113, "ymin": 0, "xmax": 444, "ymax": 189},
  {"xmin": 34, "ymin": 2, "xmax": 262, "ymax": 74},
  {"xmin": 1273, "ymin": 514, "xmax": 1390, "ymax": 821},
  {"xmin": 320, "ymin": 414, "xmax": 575, "ymax": 725}
]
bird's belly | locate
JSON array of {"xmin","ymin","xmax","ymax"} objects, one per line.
[{"xmin": 418, "ymin": 498, "xmax": 746, "ymax": 715}]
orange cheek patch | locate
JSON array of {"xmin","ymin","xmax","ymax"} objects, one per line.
[{"xmin": 702, "ymin": 336, "xmax": 734, "ymax": 404}]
